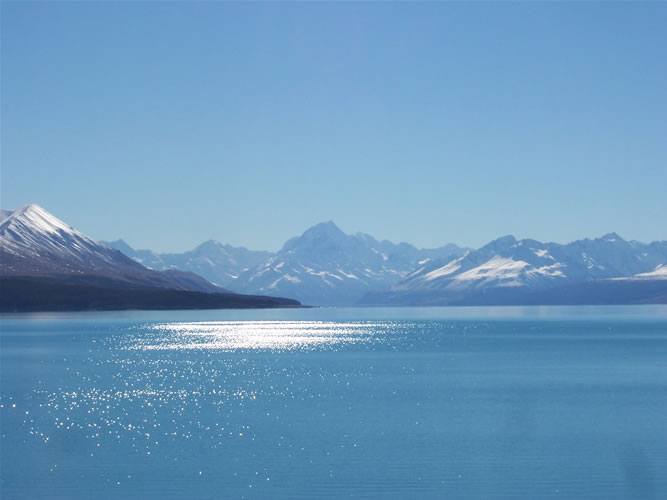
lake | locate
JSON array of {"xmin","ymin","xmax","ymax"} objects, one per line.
[{"xmin": 2, "ymin": 306, "xmax": 667, "ymax": 499}]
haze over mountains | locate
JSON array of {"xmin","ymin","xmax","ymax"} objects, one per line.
[
  {"xmin": 106, "ymin": 217, "xmax": 667, "ymax": 306},
  {"xmin": 105, "ymin": 222, "xmax": 467, "ymax": 306},
  {"xmin": 103, "ymin": 238, "xmax": 272, "ymax": 290}
]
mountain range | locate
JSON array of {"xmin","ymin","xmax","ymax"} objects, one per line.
[
  {"xmin": 2, "ymin": 204, "xmax": 666, "ymax": 309},
  {"xmin": 362, "ymin": 233, "xmax": 667, "ymax": 305},
  {"xmin": 102, "ymin": 239, "xmax": 272, "ymax": 289},
  {"xmin": 105, "ymin": 222, "xmax": 467, "ymax": 306},
  {"xmin": 106, "ymin": 220, "xmax": 667, "ymax": 306},
  {"xmin": 105, "ymin": 225, "xmax": 667, "ymax": 306},
  {"xmin": 0, "ymin": 205, "xmax": 300, "ymax": 311}
]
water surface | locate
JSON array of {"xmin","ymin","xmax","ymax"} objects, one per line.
[{"xmin": 2, "ymin": 306, "xmax": 666, "ymax": 498}]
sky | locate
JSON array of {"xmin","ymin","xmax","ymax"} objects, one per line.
[{"xmin": 2, "ymin": 1, "xmax": 666, "ymax": 252}]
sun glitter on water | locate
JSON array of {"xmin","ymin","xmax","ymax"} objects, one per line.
[{"xmin": 128, "ymin": 321, "xmax": 386, "ymax": 352}]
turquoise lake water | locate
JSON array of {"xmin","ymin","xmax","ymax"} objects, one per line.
[{"xmin": 1, "ymin": 306, "xmax": 667, "ymax": 499}]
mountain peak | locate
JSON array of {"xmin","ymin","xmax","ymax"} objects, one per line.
[
  {"xmin": 196, "ymin": 239, "xmax": 224, "ymax": 251},
  {"xmin": 481, "ymin": 234, "xmax": 517, "ymax": 251},
  {"xmin": 309, "ymin": 220, "xmax": 341, "ymax": 231},
  {"xmin": 14, "ymin": 203, "xmax": 55, "ymax": 220},
  {"xmin": 1, "ymin": 204, "xmax": 133, "ymax": 276},
  {"xmin": 103, "ymin": 238, "xmax": 135, "ymax": 255},
  {"xmin": 1, "ymin": 203, "xmax": 76, "ymax": 236},
  {"xmin": 278, "ymin": 220, "xmax": 355, "ymax": 256},
  {"xmin": 599, "ymin": 232, "xmax": 624, "ymax": 243},
  {"xmin": 299, "ymin": 221, "xmax": 346, "ymax": 239},
  {"xmin": 19, "ymin": 203, "xmax": 43, "ymax": 211}
]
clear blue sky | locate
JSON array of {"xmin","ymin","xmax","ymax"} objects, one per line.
[{"xmin": 2, "ymin": 1, "xmax": 666, "ymax": 252}]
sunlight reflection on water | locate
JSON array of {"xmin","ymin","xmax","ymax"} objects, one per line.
[
  {"xmin": 129, "ymin": 321, "xmax": 387, "ymax": 351},
  {"xmin": 2, "ymin": 313, "xmax": 667, "ymax": 499}
]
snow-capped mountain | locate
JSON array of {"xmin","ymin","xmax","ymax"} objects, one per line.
[
  {"xmin": 104, "ymin": 221, "xmax": 466, "ymax": 306},
  {"xmin": 1, "ymin": 204, "xmax": 135, "ymax": 275},
  {"xmin": 0, "ymin": 204, "xmax": 224, "ymax": 293},
  {"xmin": 361, "ymin": 233, "xmax": 667, "ymax": 305},
  {"xmin": 96, "ymin": 211, "xmax": 665, "ymax": 306},
  {"xmin": 102, "ymin": 239, "xmax": 271, "ymax": 288},
  {"xmin": 232, "ymin": 221, "xmax": 466, "ymax": 305}
]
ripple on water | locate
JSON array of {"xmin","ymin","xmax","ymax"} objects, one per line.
[
  {"xmin": 13, "ymin": 321, "xmax": 399, "ymax": 478},
  {"xmin": 8, "ymin": 317, "xmax": 662, "ymax": 498}
]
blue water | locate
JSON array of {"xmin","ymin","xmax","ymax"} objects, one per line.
[{"xmin": 1, "ymin": 306, "xmax": 667, "ymax": 499}]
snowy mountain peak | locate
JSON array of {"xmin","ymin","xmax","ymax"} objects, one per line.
[
  {"xmin": 1, "ymin": 205, "xmax": 228, "ymax": 294},
  {"xmin": 232, "ymin": 221, "xmax": 467, "ymax": 305},
  {"xmin": 280, "ymin": 221, "xmax": 350, "ymax": 254},
  {"xmin": 0, "ymin": 204, "xmax": 128, "ymax": 275},
  {"xmin": 1, "ymin": 203, "xmax": 80, "ymax": 237}
]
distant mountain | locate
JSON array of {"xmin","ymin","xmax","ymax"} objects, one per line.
[
  {"xmin": 105, "ymin": 221, "xmax": 467, "ymax": 306},
  {"xmin": 99, "ymin": 213, "xmax": 666, "ymax": 307},
  {"xmin": 0, "ymin": 205, "xmax": 300, "ymax": 311},
  {"xmin": 232, "ymin": 221, "xmax": 467, "ymax": 306},
  {"xmin": 361, "ymin": 233, "xmax": 667, "ymax": 306},
  {"xmin": 102, "ymin": 239, "xmax": 271, "ymax": 287}
]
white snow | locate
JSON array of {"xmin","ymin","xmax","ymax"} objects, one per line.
[
  {"xmin": 371, "ymin": 248, "xmax": 388, "ymax": 261},
  {"xmin": 0, "ymin": 204, "xmax": 160, "ymax": 277},
  {"xmin": 0, "ymin": 204, "xmax": 112, "ymax": 265},
  {"xmin": 265, "ymin": 274, "xmax": 301, "ymax": 289},
  {"xmin": 581, "ymin": 252, "xmax": 605, "ymax": 270},
  {"xmin": 625, "ymin": 264, "xmax": 667, "ymax": 279},
  {"xmin": 13, "ymin": 204, "xmax": 74, "ymax": 234},
  {"xmin": 452, "ymin": 256, "xmax": 530, "ymax": 286},
  {"xmin": 337, "ymin": 269, "xmax": 360, "ymax": 280},
  {"xmin": 423, "ymin": 256, "xmax": 464, "ymax": 281},
  {"xmin": 306, "ymin": 269, "xmax": 344, "ymax": 281},
  {"xmin": 527, "ymin": 263, "xmax": 566, "ymax": 279}
]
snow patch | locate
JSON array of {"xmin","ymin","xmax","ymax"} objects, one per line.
[
  {"xmin": 337, "ymin": 269, "xmax": 360, "ymax": 280},
  {"xmin": 581, "ymin": 252, "xmax": 605, "ymax": 270},
  {"xmin": 534, "ymin": 249, "xmax": 547, "ymax": 258},
  {"xmin": 629, "ymin": 264, "xmax": 667, "ymax": 279},
  {"xmin": 371, "ymin": 248, "xmax": 388, "ymax": 261},
  {"xmin": 452, "ymin": 256, "xmax": 530, "ymax": 286},
  {"xmin": 423, "ymin": 256, "xmax": 464, "ymax": 281}
]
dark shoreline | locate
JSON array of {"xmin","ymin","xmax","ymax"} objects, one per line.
[{"xmin": 0, "ymin": 278, "xmax": 303, "ymax": 312}]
